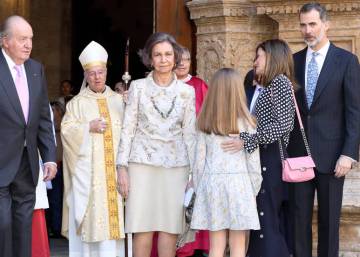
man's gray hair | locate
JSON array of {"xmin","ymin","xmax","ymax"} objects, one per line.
[
  {"xmin": 0, "ymin": 15, "xmax": 29, "ymax": 47},
  {"xmin": 300, "ymin": 2, "xmax": 328, "ymax": 21}
]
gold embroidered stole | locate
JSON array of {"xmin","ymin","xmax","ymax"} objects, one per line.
[{"xmin": 97, "ymin": 98, "xmax": 120, "ymax": 239}]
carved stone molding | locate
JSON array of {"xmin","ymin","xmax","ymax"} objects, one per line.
[
  {"xmin": 196, "ymin": 35, "xmax": 225, "ymax": 83},
  {"xmin": 252, "ymin": 1, "xmax": 360, "ymax": 15},
  {"xmin": 188, "ymin": 0, "xmax": 278, "ymax": 81},
  {"xmin": 187, "ymin": 0, "xmax": 256, "ymax": 20}
]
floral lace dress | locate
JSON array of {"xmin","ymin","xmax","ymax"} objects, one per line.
[{"xmin": 191, "ymin": 121, "xmax": 262, "ymax": 231}]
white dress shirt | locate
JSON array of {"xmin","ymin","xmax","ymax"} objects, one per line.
[{"xmin": 304, "ymin": 41, "xmax": 330, "ymax": 91}]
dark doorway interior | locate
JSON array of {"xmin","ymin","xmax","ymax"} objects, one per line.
[{"xmin": 72, "ymin": 0, "xmax": 153, "ymax": 93}]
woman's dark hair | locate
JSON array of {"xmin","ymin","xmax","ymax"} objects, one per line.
[
  {"xmin": 255, "ymin": 39, "xmax": 297, "ymax": 89},
  {"xmin": 139, "ymin": 32, "xmax": 182, "ymax": 69}
]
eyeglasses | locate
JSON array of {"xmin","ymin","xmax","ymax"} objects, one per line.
[{"xmin": 87, "ymin": 69, "xmax": 107, "ymax": 77}]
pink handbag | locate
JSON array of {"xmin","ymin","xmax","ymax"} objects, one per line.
[
  {"xmin": 280, "ymin": 88, "xmax": 315, "ymax": 183},
  {"xmin": 281, "ymin": 156, "xmax": 315, "ymax": 182}
]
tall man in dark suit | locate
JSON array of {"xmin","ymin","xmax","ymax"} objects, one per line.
[
  {"xmin": 288, "ymin": 3, "xmax": 360, "ymax": 257},
  {"xmin": 0, "ymin": 16, "xmax": 57, "ymax": 257}
]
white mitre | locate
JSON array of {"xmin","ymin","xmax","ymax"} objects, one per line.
[{"xmin": 79, "ymin": 41, "xmax": 108, "ymax": 90}]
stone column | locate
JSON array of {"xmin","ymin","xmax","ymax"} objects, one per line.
[{"xmin": 187, "ymin": 0, "xmax": 278, "ymax": 83}]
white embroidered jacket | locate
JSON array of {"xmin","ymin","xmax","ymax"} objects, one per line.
[{"xmin": 117, "ymin": 72, "xmax": 196, "ymax": 168}]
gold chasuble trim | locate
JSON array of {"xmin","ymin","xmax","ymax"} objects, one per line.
[{"xmin": 97, "ymin": 98, "xmax": 121, "ymax": 240}]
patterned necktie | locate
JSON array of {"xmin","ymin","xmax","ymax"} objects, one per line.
[
  {"xmin": 14, "ymin": 65, "xmax": 29, "ymax": 122},
  {"xmin": 306, "ymin": 52, "xmax": 319, "ymax": 108}
]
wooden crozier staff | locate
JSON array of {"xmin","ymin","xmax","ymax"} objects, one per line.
[
  {"xmin": 121, "ymin": 37, "xmax": 132, "ymax": 257},
  {"xmin": 122, "ymin": 38, "xmax": 131, "ymax": 90}
]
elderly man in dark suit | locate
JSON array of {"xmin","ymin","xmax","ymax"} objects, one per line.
[
  {"xmin": 287, "ymin": 3, "xmax": 360, "ymax": 257},
  {"xmin": 0, "ymin": 15, "xmax": 57, "ymax": 257}
]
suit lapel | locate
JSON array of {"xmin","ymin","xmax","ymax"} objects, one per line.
[
  {"xmin": 311, "ymin": 43, "xmax": 338, "ymax": 107},
  {"xmin": 0, "ymin": 51, "xmax": 26, "ymax": 123},
  {"xmin": 295, "ymin": 48, "xmax": 308, "ymax": 114}
]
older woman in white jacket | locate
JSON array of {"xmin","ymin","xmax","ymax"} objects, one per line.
[{"xmin": 117, "ymin": 32, "xmax": 196, "ymax": 257}]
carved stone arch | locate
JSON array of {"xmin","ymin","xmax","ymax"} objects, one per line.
[{"xmin": 196, "ymin": 36, "xmax": 225, "ymax": 82}]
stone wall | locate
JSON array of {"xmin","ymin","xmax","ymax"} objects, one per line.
[
  {"xmin": 188, "ymin": 0, "xmax": 278, "ymax": 83},
  {"xmin": 188, "ymin": 0, "xmax": 360, "ymax": 256}
]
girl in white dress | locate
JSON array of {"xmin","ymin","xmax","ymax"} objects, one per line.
[{"xmin": 190, "ymin": 68, "xmax": 262, "ymax": 257}]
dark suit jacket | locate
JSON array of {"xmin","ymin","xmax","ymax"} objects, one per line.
[
  {"xmin": 288, "ymin": 43, "xmax": 360, "ymax": 173},
  {"xmin": 0, "ymin": 51, "xmax": 56, "ymax": 186},
  {"xmin": 244, "ymin": 69, "xmax": 256, "ymax": 108}
]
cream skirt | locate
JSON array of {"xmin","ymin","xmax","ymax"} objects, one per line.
[{"xmin": 125, "ymin": 163, "xmax": 189, "ymax": 234}]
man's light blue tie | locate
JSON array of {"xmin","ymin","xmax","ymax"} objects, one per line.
[{"xmin": 306, "ymin": 52, "xmax": 319, "ymax": 108}]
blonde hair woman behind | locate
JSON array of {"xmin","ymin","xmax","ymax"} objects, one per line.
[{"xmin": 191, "ymin": 68, "xmax": 262, "ymax": 257}]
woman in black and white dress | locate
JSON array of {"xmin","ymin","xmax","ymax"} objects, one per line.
[{"xmin": 222, "ymin": 39, "xmax": 296, "ymax": 257}]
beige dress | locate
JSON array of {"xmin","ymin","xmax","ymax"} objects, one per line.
[{"xmin": 117, "ymin": 72, "xmax": 196, "ymax": 234}]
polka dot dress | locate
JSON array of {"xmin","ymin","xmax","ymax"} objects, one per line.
[{"xmin": 240, "ymin": 74, "xmax": 295, "ymax": 153}]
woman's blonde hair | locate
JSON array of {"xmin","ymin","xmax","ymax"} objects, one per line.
[
  {"xmin": 197, "ymin": 68, "xmax": 256, "ymax": 135},
  {"xmin": 256, "ymin": 39, "xmax": 297, "ymax": 89}
]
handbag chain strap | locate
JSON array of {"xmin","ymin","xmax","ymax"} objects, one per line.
[{"xmin": 274, "ymin": 85, "xmax": 312, "ymax": 160}]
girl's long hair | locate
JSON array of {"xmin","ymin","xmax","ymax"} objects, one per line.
[{"xmin": 197, "ymin": 68, "xmax": 256, "ymax": 135}]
